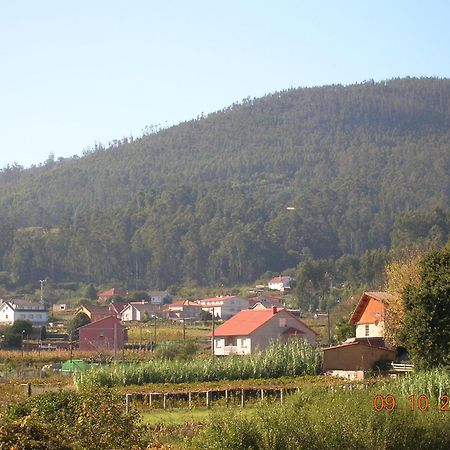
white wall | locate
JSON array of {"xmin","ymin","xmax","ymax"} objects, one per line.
[{"xmin": 355, "ymin": 322, "xmax": 384, "ymax": 338}]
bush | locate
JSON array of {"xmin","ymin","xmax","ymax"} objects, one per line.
[
  {"xmin": 2, "ymin": 330, "xmax": 22, "ymax": 349},
  {"xmin": 0, "ymin": 388, "xmax": 146, "ymax": 449},
  {"xmin": 11, "ymin": 320, "xmax": 33, "ymax": 336}
]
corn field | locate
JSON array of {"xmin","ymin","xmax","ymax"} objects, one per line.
[
  {"xmin": 74, "ymin": 340, "xmax": 322, "ymax": 388},
  {"xmin": 383, "ymin": 368, "xmax": 450, "ymax": 400}
]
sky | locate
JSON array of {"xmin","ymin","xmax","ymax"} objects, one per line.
[{"xmin": 1, "ymin": 0, "xmax": 449, "ymax": 168}]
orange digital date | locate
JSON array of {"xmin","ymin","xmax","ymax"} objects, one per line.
[{"xmin": 373, "ymin": 394, "xmax": 449, "ymax": 412}]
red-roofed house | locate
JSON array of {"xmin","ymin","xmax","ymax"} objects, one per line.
[
  {"xmin": 75, "ymin": 305, "xmax": 111, "ymax": 322},
  {"xmin": 268, "ymin": 276, "xmax": 292, "ymax": 291},
  {"xmin": 349, "ymin": 291, "xmax": 392, "ymax": 339},
  {"xmin": 78, "ymin": 316, "xmax": 126, "ymax": 351},
  {"xmin": 322, "ymin": 291, "xmax": 396, "ymax": 372},
  {"xmin": 98, "ymin": 288, "xmax": 128, "ymax": 301},
  {"xmin": 198, "ymin": 296, "xmax": 249, "ymax": 320},
  {"xmin": 162, "ymin": 300, "xmax": 203, "ymax": 320},
  {"xmin": 211, "ymin": 307, "xmax": 317, "ymax": 355}
]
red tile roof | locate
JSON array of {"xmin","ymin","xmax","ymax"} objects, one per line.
[
  {"xmin": 78, "ymin": 315, "xmax": 123, "ymax": 329},
  {"xmin": 98, "ymin": 288, "xmax": 128, "ymax": 298},
  {"xmin": 211, "ymin": 307, "xmax": 317, "ymax": 337},
  {"xmin": 269, "ymin": 276, "xmax": 291, "ymax": 283},
  {"xmin": 349, "ymin": 291, "xmax": 392, "ymax": 324},
  {"xmin": 198, "ymin": 296, "xmax": 240, "ymax": 303},
  {"xmin": 212, "ymin": 309, "xmax": 279, "ymax": 336},
  {"xmin": 109, "ymin": 302, "xmax": 128, "ymax": 314},
  {"xmin": 78, "ymin": 305, "xmax": 110, "ymax": 314}
]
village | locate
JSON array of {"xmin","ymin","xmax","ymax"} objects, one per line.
[{"xmin": 0, "ymin": 274, "xmax": 409, "ymax": 380}]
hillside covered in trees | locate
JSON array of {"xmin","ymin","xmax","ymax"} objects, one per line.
[{"xmin": 0, "ymin": 77, "xmax": 449, "ymax": 301}]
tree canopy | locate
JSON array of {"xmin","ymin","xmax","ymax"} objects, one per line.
[
  {"xmin": 0, "ymin": 78, "xmax": 449, "ymax": 306},
  {"xmin": 401, "ymin": 244, "xmax": 450, "ymax": 369}
]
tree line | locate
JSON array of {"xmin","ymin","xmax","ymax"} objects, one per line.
[{"xmin": 0, "ymin": 78, "xmax": 449, "ymax": 310}]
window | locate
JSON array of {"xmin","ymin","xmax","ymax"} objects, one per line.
[
  {"xmin": 365, "ymin": 325, "xmax": 370, "ymax": 336},
  {"xmin": 279, "ymin": 318, "xmax": 287, "ymax": 328},
  {"xmin": 225, "ymin": 337, "xmax": 237, "ymax": 346}
]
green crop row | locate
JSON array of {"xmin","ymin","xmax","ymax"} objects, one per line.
[{"xmin": 74, "ymin": 340, "xmax": 322, "ymax": 388}]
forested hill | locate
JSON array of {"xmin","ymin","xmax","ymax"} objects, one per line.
[{"xmin": 1, "ymin": 77, "xmax": 450, "ymax": 291}]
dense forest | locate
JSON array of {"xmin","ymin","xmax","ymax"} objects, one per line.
[{"xmin": 0, "ymin": 77, "xmax": 449, "ymax": 305}]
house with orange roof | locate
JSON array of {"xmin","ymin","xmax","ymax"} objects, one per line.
[
  {"xmin": 268, "ymin": 276, "xmax": 292, "ymax": 291},
  {"xmin": 349, "ymin": 291, "xmax": 392, "ymax": 339},
  {"xmin": 211, "ymin": 306, "xmax": 317, "ymax": 355},
  {"xmin": 322, "ymin": 291, "xmax": 396, "ymax": 374},
  {"xmin": 197, "ymin": 295, "xmax": 249, "ymax": 320}
]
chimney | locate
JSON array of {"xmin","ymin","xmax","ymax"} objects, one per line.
[{"xmin": 272, "ymin": 306, "xmax": 277, "ymax": 315}]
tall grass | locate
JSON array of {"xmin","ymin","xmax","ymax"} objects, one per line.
[
  {"xmin": 190, "ymin": 371, "xmax": 450, "ymax": 450},
  {"xmin": 382, "ymin": 368, "xmax": 450, "ymax": 400},
  {"xmin": 74, "ymin": 340, "xmax": 321, "ymax": 388}
]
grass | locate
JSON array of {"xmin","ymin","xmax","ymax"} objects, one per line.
[
  {"xmin": 141, "ymin": 406, "xmax": 256, "ymax": 425},
  {"xmin": 189, "ymin": 371, "xmax": 450, "ymax": 450},
  {"xmin": 126, "ymin": 322, "xmax": 211, "ymax": 344}
]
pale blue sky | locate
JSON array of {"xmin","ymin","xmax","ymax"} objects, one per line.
[{"xmin": 1, "ymin": 0, "xmax": 449, "ymax": 168}]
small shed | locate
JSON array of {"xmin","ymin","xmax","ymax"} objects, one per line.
[{"xmin": 322, "ymin": 339, "xmax": 396, "ymax": 371}]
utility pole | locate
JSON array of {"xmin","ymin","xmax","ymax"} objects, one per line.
[
  {"xmin": 70, "ymin": 331, "xmax": 73, "ymax": 366},
  {"xmin": 327, "ymin": 305, "xmax": 331, "ymax": 346},
  {"xmin": 39, "ymin": 279, "xmax": 46, "ymax": 305},
  {"xmin": 153, "ymin": 315, "xmax": 157, "ymax": 350},
  {"xmin": 211, "ymin": 307, "xmax": 215, "ymax": 359},
  {"xmin": 183, "ymin": 319, "xmax": 186, "ymax": 341}
]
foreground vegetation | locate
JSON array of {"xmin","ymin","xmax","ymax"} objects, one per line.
[
  {"xmin": 1, "ymin": 370, "xmax": 448, "ymax": 449},
  {"xmin": 189, "ymin": 370, "xmax": 450, "ymax": 450},
  {"xmin": 74, "ymin": 341, "xmax": 322, "ymax": 388},
  {"xmin": 0, "ymin": 388, "xmax": 145, "ymax": 450}
]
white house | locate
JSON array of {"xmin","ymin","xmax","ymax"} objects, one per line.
[
  {"xmin": 349, "ymin": 291, "xmax": 392, "ymax": 338},
  {"xmin": 162, "ymin": 300, "xmax": 203, "ymax": 320},
  {"xmin": 0, "ymin": 299, "xmax": 48, "ymax": 326},
  {"xmin": 211, "ymin": 306, "xmax": 317, "ymax": 355},
  {"xmin": 120, "ymin": 301, "xmax": 159, "ymax": 322},
  {"xmin": 268, "ymin": 276, "xmax": 292, "ymax": 291},
  {"xmin": 148, "ymin": 291, "xmax": 170, "ymax": 305},
  {"xmin": 197, "ymin": 296, "xmax": 250, "ymax": 320}
]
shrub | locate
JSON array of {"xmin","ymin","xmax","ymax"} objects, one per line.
[{"xmin": 0, "ymin": 388, "xmax": 145, "ymax": 449}]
